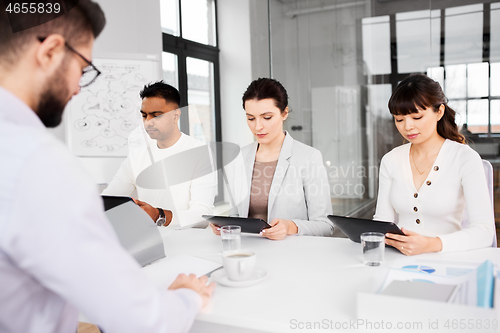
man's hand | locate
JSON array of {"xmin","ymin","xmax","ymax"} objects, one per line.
[
  {"xmin": 260, "ymin": 218, "xmax": 298, "ymax": 240},
  {"xmin": 132, "ymin": 198, "xmax": 172, "ymax": 226},
  {"xmin": 132, "ymin": 198, "xmax": 159, "ymax": 221},
  {"xmin": 168, "ymin": 274, "xmax": 216, "ymax": 308}
]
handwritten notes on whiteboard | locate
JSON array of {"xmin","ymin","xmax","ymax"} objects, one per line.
[{"xmin": 67, "ymin": 58, "xmax": 158, "ymax": 156}]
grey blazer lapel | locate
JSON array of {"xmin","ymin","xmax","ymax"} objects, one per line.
[
  {"xmin": 241, "ymin": 141, "xmax": 259, "ymax": 217},
  {"xmin": 267, "ymin": 132, "xmax": 293, "ymax": 219}
]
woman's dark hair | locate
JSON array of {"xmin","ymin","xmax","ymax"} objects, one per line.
[
  {"xmin": 242, "ymin": 78, "xmax": 289, "ymax": 114},
  {"xmin": 388, "ymin": 73, "xmax": 465, "ymax": 144}
]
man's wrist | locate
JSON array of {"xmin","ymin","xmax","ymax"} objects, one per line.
[
  {"xmin": 155, "ymin": 208, "xmax": 173, "ymax": 226},
  {"xmin": 155, "ymin": 208, "xmax": 166, "ymax": 226},
  {"xmin": 164, "ymin": 210, "xmax": 173, "ymax": 224}
]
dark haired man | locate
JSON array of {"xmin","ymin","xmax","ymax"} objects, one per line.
[
  {"xmin": 0, "ymin": 2, "xmax": 214, "ymax": 332},
  {"xmin": 103, "ymin": 81, "xmax": 216, "ymax": 227}
]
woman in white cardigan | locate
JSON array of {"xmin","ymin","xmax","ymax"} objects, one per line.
[
  {"xmin": 374, "ymin": 74, "xmax": 495, "ymax": 255},
  {"xmin": 211, "ymin": 78, "xmax": 334, "ymax": 240}
]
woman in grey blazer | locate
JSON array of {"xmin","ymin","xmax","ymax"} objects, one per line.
[{"xmin": 212, "ymin": 78, "xmax": 334, "ymax": 240}]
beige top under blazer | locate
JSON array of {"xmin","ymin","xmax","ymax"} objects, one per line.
[{"xmin": 227, "ymin": 132, "xmax": 334, "ymax": 236}]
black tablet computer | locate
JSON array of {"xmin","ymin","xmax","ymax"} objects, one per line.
[
  {"xmin": 203, "ymin": 215, "xmax": 272, "ymax": 234},
  {"xmin": 327, "ymin": 215, "xmax": 405, "ymax": 243},
  {"xmin": 101, "ymin": 195, "xmax": 134, "ymax": 211}
]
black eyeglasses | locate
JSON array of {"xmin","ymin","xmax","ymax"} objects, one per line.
[{"xmin": 37, "ymin": 36, "xmax": 101, "ymax": 88}]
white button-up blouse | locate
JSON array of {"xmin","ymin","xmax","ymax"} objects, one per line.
[{"xmin": 374, "ymin": 139, "xmax": 495, "ymax": 252}]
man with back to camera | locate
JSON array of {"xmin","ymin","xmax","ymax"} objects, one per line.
[
  {"xmin": 102, "ymin": 81, "xmax": 217, "ymax": 228},
  {"xmin": 0, "ymin": 1, "xmax": 214, "ymax": 332}
]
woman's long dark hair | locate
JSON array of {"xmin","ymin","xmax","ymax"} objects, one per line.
[{"xmin": 388, "ymin": 73, "xmax": 465, "ymax": 144}]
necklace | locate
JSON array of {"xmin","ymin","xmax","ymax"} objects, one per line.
[{"xmin": 411, "ymin": 149, "xmax": 435, "ymax": 175}]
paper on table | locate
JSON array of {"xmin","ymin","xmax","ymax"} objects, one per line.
[
  {"xmin": 389, "ymin": 258, "xmax": 497, "ymax": 307},
  {"xmin": 392, "ymin": 257, "xmax": 479, "ymax": 277},
  {"xmin": 380, "ymin": 280, "xmax": 458, "ymax": 302},
  {"xmin": 142, "ymin": 255, "xmax": 222, "ymax": 289},
  {"xmin": 379, "ymin": 268, "xmax": 477, "ymax": 306}
]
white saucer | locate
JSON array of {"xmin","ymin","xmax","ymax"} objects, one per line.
[{"xmin": 211, "ymin": 267, "xmax": 267, "ymax": 287}]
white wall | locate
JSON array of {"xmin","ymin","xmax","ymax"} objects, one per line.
[
  {"xmin": 218, "ymin": 0, "xmax": 254, "ymax": 147},
  {"xmin": 93, "ymin": 0, "xmax": 162, "ymax": 56}
]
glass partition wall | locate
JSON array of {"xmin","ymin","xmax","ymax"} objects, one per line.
[{"xmin": 267, "ymin": 0, "xmax": 500, "ymax": 240}]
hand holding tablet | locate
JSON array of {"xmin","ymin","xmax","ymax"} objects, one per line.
[
  {"xmin": 327, "ymin": 215, "xmax": 405, "ymax": 243},
  {"xmin": 203, "ymin": 215, "xmax": 272, "ymax": 234}
]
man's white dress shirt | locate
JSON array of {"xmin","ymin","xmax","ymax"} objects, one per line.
[
  {"xmin": 374, "ymin": 139, "xmax": 495, "ymax": 252},
  {"xmin": 0, "ymin": 87, "xmax": 202, "ymax": 333},
  {"xmin": 103, "ymin": 128, "xmax": 216, "ymax": 228}
]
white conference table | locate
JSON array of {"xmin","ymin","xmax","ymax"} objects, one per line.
[{"xmin": 149, "ymin": 228, "xmax": 500, "ymax": 333}]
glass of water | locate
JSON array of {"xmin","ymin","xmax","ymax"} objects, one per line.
[
  {"xmin": 221, "ymin": 225, "xmax": 241, "ymax": 253},
  {"xmin": 360, "ymin": 232, "xmax": 385, "ymax": 266}
]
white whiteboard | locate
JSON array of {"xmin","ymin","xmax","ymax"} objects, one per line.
[{"xmin": 67, "ymin": 58, "xmax": 158, "ymax": 157}]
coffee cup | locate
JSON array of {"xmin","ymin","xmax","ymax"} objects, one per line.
[{"xmin": 222, "ymin": 250, "xmax": 256, "ymax": 281}]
